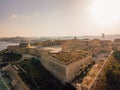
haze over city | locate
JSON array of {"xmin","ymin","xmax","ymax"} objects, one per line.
[
  {"xmin": 1, "ymin": 1, "xmax": 120, "ymax": 90},
  {"xmin": 0, "ymin": 0, "xmax": 120, "ymax": 37}
]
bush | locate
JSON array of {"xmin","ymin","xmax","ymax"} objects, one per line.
[
  {"xmin": 113, "ymin": 50, "xmax": 120, "ymax": 61},
  {"xmin": 106, "ymin": 68, "xmax": 120, "ymax": 90},
  {"xmin": 2, "ymin": 51, "xmax": 22, "ymax": 62}
]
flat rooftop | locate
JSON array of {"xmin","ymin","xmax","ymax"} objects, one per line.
[{"xmin": 50, "ymin": 50, "xmax": 90, "ymax": 65}]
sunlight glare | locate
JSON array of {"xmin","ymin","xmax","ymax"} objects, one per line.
[{"xmin": 90, "ymin": 0, "xmax": 120, "ymax": 26}]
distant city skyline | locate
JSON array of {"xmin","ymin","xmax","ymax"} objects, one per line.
[{"xmin": 0, "ymin": 0, "xmax": 120, "ymax": 37}]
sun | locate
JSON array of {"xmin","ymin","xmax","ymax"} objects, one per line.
[{"xmin": 89, "ymin": 0, "xmax": 120, "ymax": 26}]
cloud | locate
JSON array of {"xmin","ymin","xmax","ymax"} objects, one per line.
[{"xmin": 10, "ymin": 14, "xmax": 30, "ymax": 20}]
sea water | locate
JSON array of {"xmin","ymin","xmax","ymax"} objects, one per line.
[{"xmin": 0, "ymin": 42, "xmax": 19, "ymax": 51}]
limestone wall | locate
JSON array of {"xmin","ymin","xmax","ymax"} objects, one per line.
[
  {"xmin": 39, "ymin": 40, "xmax": 66, "ymax": 47},
  {"xmin": 113, "ymin": 42, "xmax": 120, "ymax": 50},
  {"xmin": 7, "ymin": 46, "xmax": 41, "ymax": 57},
  {"xmin": 40, "ymin": 53, "xmax": 66, "ymax": 83},
  {"xmin": 7, "ymin": 46, "xmax": 28, "ymax": 54},
  {"xmin": 27, "ymin": 48, "xmax": 41, "ymax": 57},
  {"xmin": 66, "ymin": 56, "xmax": 92, "ymax": 82},
  {"xmin": 7, "ymin": 46, "xmax": 93, "ymax": 84},
  {"xmin": 62, "ymin": 39, "xmax": 113, "ymax": 54},
  {"xmin": 40, "ymin": 52, "xmax": 93, "ymax": 83}
]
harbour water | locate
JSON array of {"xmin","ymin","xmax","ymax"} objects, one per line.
[{"xmin": 0, "ymin": 42, "xmax": 19, "ymax": 51}]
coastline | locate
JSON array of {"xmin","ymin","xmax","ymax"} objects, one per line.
[
  {"xmin": 0, "ymin": 42, "xmax": 19, "ymax": 90},
  {"xmin": 0, "ymin": 42, "xmax": 19, "ymax": 51}
]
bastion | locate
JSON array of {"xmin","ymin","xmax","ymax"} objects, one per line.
[
  {"xmin": 40, "ymin": 50, "xmax": 93, "ymax": 83},
  {"xmin": 7, "ymin": 46, "xmax": 93, "ymax": 84}
]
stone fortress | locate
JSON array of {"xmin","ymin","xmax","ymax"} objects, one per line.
[
  {"xmin": 40, "ymin": 50, "xmax": 93, "ymax": 83},
  {"xmin": 8, "ymin": 37, "xmax": 120, "ymax": 90},
  {"xmin": 62, "ymin": 37, "xmax": 113, "ymax": 54}
]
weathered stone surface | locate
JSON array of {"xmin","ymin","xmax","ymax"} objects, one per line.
[
  {"xmin": 40, "ymin": 52, "xmax": 93, "ymax": 83},
  {"xmin": 66, "ymin": 56, "xmax": 92, "ymax": 82},
  {"xmin": 62, "ymin": 39, "xmax": 113, "ymax": 54}
]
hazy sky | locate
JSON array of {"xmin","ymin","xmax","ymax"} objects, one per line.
[{"xmin": 0, "ymin": 0, "xmax": 120, "ymax": 37}]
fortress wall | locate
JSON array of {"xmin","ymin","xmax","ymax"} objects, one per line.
[
  {"xmin": 62, "ymin": 39, "xmax": 113, "ymax": 54},
  {"xmin": 7, "ymin": 46, "xmax": 94, "ymax": 84},
  {"xmin": 7, "ymin": 46, "xmax": 28, "ymax": 54},
  {"xmin": 66, "ymin": 56, "xmax": 92, "ymax": 82},
  {"xmin": 7, "ymin": 46, "xmax": 41, "ymax": 57},
  {"xmin": 113, "ymin": 43, "xmax": 120, "ymax": 50},
  {"xmin": 27, "ymin": 48, "xmax": 41, "ymax": 57},
  {"xmin": 39, "ymin": 40, "xmax": 66, "ymax": 47},
  {"xmin": 62, "ymin": 40, "xmax": 85, "ymax": 51},
  {"xmin": 40, "ymin": 52, "xmax": 93, "ymax": 83},
  {"xmin": 40, "ymin": 53, "xmax": 67, "ymax": 83}
]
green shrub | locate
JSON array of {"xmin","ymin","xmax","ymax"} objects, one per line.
[
  {"xmin": 113, "ymin": 50, "xmax": 120, "ymax": 60},
  {"xmin": 2, "ymin": 51, "xmax": 22, "ymax": 62}
]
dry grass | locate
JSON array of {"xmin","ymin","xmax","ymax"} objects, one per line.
[
  {"xmin": 81, "ymin": 62, "xmax": 104, "ymax": 88},
  {"xmin": 51, "ymin": 50, "xmax": 90, "ymax": 64}
]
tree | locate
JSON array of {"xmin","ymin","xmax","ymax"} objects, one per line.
[
  {"xmin": 2, "ymin": 51, "xmax": 22, "ymax": 62},
  {"xmin": 113, "ymin": 50, "xmax": 120, "ymax": 61},
  {"xmin": 106, "ymin": 68, "xmax": 120, "ymax": 90}
]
